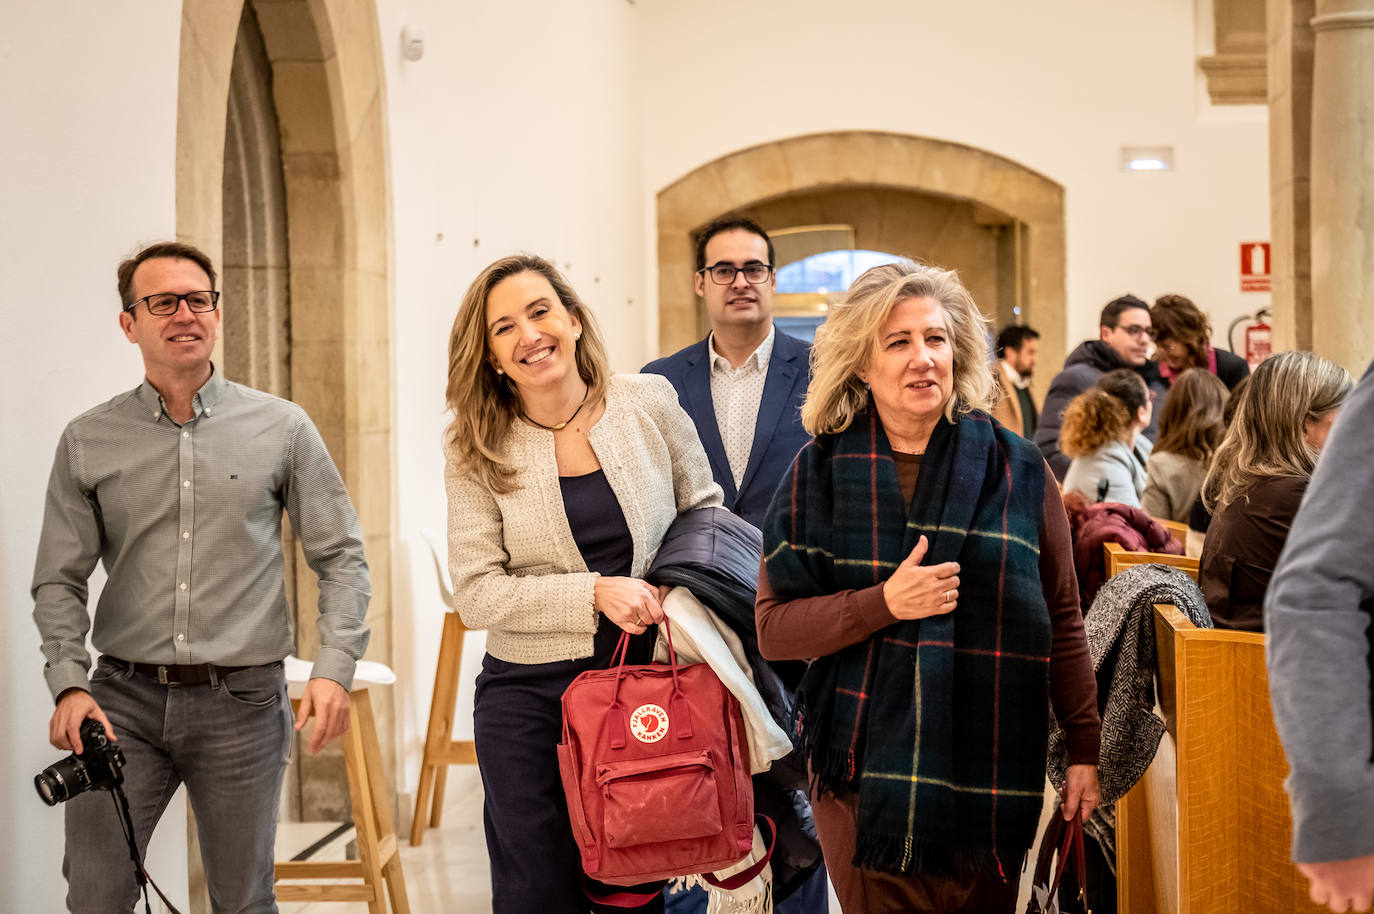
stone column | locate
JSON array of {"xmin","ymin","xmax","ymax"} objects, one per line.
[
  {"xmin": 1268, "ymin": 0, "xmax": 1315, "ymax": 354},
  {"xmin": 1309, "ymin": 0, "xmax": 1374, "ymax": 375}
]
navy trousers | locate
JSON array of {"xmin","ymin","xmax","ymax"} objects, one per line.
[{"xmin": 474, "ymin": 623, "xmax": 663, "ymax": 913}]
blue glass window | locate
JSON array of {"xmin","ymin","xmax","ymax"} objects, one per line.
[{"xmin": 775, "ymin": 249, "xmax": 902, "ymax": 294}]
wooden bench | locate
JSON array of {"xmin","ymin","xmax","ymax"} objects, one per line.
[
  {"xmin": 1115, "ymin": 604, "xmax": 1323, "ymax": 913},
  {"xmin": 1103, "ymin": 542, "xmax": 1200, "ymax": 582},
  {"xmin": 1153, "ymin": 517, "xmax": 1188, "ymax": 544}
]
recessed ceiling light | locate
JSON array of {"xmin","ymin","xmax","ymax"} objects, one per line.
[{"xmin": 1122, "ymin": 146, "xmax": 1174, "ymax": 172}]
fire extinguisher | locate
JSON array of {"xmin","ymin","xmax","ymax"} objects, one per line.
[{"xmin": 1229, "ymin": 308, "xmax": 1272, "ymax": 368}]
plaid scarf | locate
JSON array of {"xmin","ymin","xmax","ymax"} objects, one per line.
[{"xmin": 763, "ymin": 405, "xmax": 1050, "ymax": 878}]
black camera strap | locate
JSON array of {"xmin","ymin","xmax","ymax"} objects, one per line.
[{"xmin": 109, "ymin": 785, "xmax": 184, "ymax": 914}]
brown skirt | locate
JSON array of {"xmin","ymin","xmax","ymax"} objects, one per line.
[{"xmin": 811, "ymin": 792, "xmax": 1020, "ymax": 914}]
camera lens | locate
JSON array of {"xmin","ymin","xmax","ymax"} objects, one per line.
[
  {"xmin": 34, "ymin": 755, "xmax": 89, "ymax": 806},
  {"xmin": 35, "ymin": 769, "xmax": 68, "ymax": 806}
]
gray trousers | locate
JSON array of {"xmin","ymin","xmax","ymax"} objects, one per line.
[{"xmin": 62, "ymin": 655, "xmax": 292, "ymax": 914}]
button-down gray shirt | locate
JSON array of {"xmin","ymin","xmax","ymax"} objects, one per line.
[{"xmin": 32, "ymin": 369, "xmax": 371, "ymax": 701}]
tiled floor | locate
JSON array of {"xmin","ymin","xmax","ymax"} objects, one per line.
[
  {"xmin": 275, "ymin": 769, "xmax": 1059, "ymax": 912},
  {"xmin": 276, "ymin": 767, "xmax": 492, "ymax": 913}
]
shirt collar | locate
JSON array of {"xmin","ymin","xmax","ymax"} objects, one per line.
[
  {"xmin": 1001, "ymin": 360, "xmax": 1030, "ymax": 390},
  {"xmin": 135, "ymin": 363, "xmax": 226, "ymax": 422},
  {"xmin": 709, "ymin": 325, "xmax": 776, "ymax": 374}
]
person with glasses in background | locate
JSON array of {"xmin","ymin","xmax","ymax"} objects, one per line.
[
  {"xmin": 31, "ymin": 241, "xmax": 371, "ymax": 913},
  {"xmin": 644, "ymin": 218, "xmax": 827, "ymax": 912},
  {"xmin": 644, "ymin": 217, "xmax": 811, "ymax": 532},
  {"xmin": 1035, "ymin": 294, "xmax": 1169, "ymax": 480}
]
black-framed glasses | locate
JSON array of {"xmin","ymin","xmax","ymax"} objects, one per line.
[
  {"xmin": 124, "ymin": 291, "xmax": 220, "ymax": 316},
  {"xmin": 698, "ymin": 263, "xmax": 773, "ymax": 285}
]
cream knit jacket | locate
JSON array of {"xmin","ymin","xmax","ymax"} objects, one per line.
[{"xmin": 445, "ymin": 373, "xmax": 724, "ymax": 664}]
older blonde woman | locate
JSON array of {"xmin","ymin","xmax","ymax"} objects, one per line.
[
  {"xmin": 755, "ymin": 260, "xmax": 1100, "ymax": 913},
  {"xmin": 1200, "ymin": 350, "xmax": 1351, "ymax": 632},
  {"xmin": 444, "ymin": 254, "xmax": 722, "ymax": 912}
]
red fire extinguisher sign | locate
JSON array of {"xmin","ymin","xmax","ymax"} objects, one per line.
[{"xmin": 1240, "ymin": 242, "xmax": 1271, "ymax": 292}]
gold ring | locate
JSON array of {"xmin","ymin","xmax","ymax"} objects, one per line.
[{"xmin": 944, "ymin": 590, "xmax": 952, "ymax": 603}]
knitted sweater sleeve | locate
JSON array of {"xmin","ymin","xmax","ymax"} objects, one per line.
[{"xmin": 444, "ymin": 457, "xmax": 598, "ymax": 636}]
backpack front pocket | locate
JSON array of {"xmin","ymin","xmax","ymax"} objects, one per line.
[{"xmin": 595, "ymin": 748, "xmax": 723, "ymax": 848}]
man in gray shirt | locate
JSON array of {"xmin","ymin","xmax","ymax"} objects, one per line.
[
  {"xmin": 32, "ymin": 241, "xmax": 371, "ymax": 913},
  {"xmin": 1267, "ymin": 359, "xmax": 1374, "ymax": 913}
]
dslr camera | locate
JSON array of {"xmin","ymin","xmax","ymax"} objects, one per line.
[{"xmin": 35, "ymin": 718, "xmax": 126, "ymax": 806}]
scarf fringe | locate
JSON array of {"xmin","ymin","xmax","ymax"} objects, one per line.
[
  {"xmin": 853, "ymin": 831, "xmax": 1024, "ymax": 883},
  {"xmin": 666, "ymin": 872, "xmax": 773, "ymax": 913},
  {"xmin": 805, "ymin": 745, "xmax": 857, "ymax": 796}
]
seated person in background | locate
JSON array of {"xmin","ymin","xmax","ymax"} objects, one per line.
[
  {"xmin": 1036, "ymin": 294, "xmax": 1167, "ymax": 479},
  {"xmin": 1096, "ymin": 367, "xmax": 1156, "ymax": 469},
  {"xmin": 1061, "ymin": 370, "xmax": 1153, "ymax": 508},
  {"xmin": 1142, "ymin": 368, "xmax": 1229, "ymax": 523},
  {"xmin": 1150, "ymin": 293, "xmax": 1251, "ymax": 390},
  {"xmin": 1199, "ymin": 350, "xmax": 1351, "ymax": 631},
  {"xmin": 1184, "ymin": 374, "xmax": 1250, "ymax": 556}
]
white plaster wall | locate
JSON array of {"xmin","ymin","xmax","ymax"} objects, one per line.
[
  {"xmin": 377, "ymin": 0, "xmax": 645, "ymax": 797},
  {"xmin": 634, "ymin": 0, "xmax": 1272, "ymax": 356},
  {"xmin": 0, "ymin": 4, "xmax": 189, "ymax": 910}
]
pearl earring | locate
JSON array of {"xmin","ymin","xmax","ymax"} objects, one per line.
[
  {"xmin": 574, "ymin": 332, "xmax": 581, "ymax": 341},
  {"xmin": 495, "ymin": 367, "xmax": 505, "ymax": 376}
]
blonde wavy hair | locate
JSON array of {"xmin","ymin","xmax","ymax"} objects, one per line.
[
  {"xmin": 1059, "ymin": 389, "xmax": 1134, "ymax": 457},
  {"xmin": 1202, "ymin": 350, "xmax": 1351, "ymax": 511},
  {"xmin": 444, "ymin": 254, "xmax": 611, "ymax": 494},
  {"xmin": 801, "ymin": 259, "xmax": 997, "ymax": 436}
]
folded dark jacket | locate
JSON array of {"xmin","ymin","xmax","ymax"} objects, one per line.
[{"xmin": 646, "ymin": 506, "xmax": 821, "ymax": 899}]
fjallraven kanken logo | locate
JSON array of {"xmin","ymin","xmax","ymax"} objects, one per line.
[{"xmin": 629, "ymin": 704, "xmax": 669, "ymax": 743}]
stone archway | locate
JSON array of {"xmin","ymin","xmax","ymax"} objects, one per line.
[
  {"xmin": 656, "ymin": 131, "xmax": 1067, "ymax": 390},
  {"xmin": 174, "ymin": 0, "xmax": 393, "ymax": 834}
]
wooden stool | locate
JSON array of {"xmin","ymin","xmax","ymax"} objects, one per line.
[
  {"xmin": 275, "ymin": 686, "xmax": 410, "ymax": 913},
  {"xmin": 410, "ymin": 530, "xmax": 479, "ymax": 846}
]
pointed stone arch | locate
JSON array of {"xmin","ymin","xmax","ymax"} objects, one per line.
[{"xmin": 656, "ymin": 131, "xmax": 1067, "ymax": 380}]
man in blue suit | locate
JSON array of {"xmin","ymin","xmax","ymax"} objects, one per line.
[
  {"xmin": 643, "ymin": 217, "xmax": 811, "ymax": 530},
  {"xmin": 645, "ymin": 217, "xmax": 827, "ymax": 912}
]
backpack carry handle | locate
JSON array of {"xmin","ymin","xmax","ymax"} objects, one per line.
[
  {"xmin": 609, "ymin": 616, "xmax": 683, "ymax": 704},
  {"xmin": 606, "ymin": 616, "xmax": 694, "ymax": 745}
]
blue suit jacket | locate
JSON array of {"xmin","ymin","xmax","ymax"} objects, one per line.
[{"xmin": 643, "ymin": 328, "xmax": 812, "ymax": 530}]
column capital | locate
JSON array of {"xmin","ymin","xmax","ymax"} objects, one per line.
[{"xmin": 1312, "ymin": 0, "xmax": 1374, "ymax": 32}]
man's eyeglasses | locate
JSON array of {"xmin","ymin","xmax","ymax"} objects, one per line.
[
  {"xmin": 1114, "ymin": 324, "xmax": 1151, "ymax": 339},
  {"xmin": 698, "ymin": 263, "xmax": 773, "ymax": 285},
  {"xmin": 124, "ymin": 291, "xmax": 221, "ymax": 316}
]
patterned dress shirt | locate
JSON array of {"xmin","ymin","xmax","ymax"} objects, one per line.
[
  {"xmin": 708, "ymin": 326, "xmax": 775, "ymax": 490},
  {"xmin": 32, "ymin": 368, "xmax": 371, "ymax": 700}
]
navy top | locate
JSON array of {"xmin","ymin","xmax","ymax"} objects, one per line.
[{"xmin": 560, "ymin": 470, "xmax": 633, "ymax": 577}]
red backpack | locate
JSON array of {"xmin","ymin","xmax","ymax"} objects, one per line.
[{"xmin": 557, "ymin": 621, "xmax": 770, "ymax": 890}]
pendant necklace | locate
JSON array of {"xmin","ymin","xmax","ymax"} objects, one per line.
[{"xmin": 521, "ymin": 387, "xmax": 590, "ymax": 431}]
